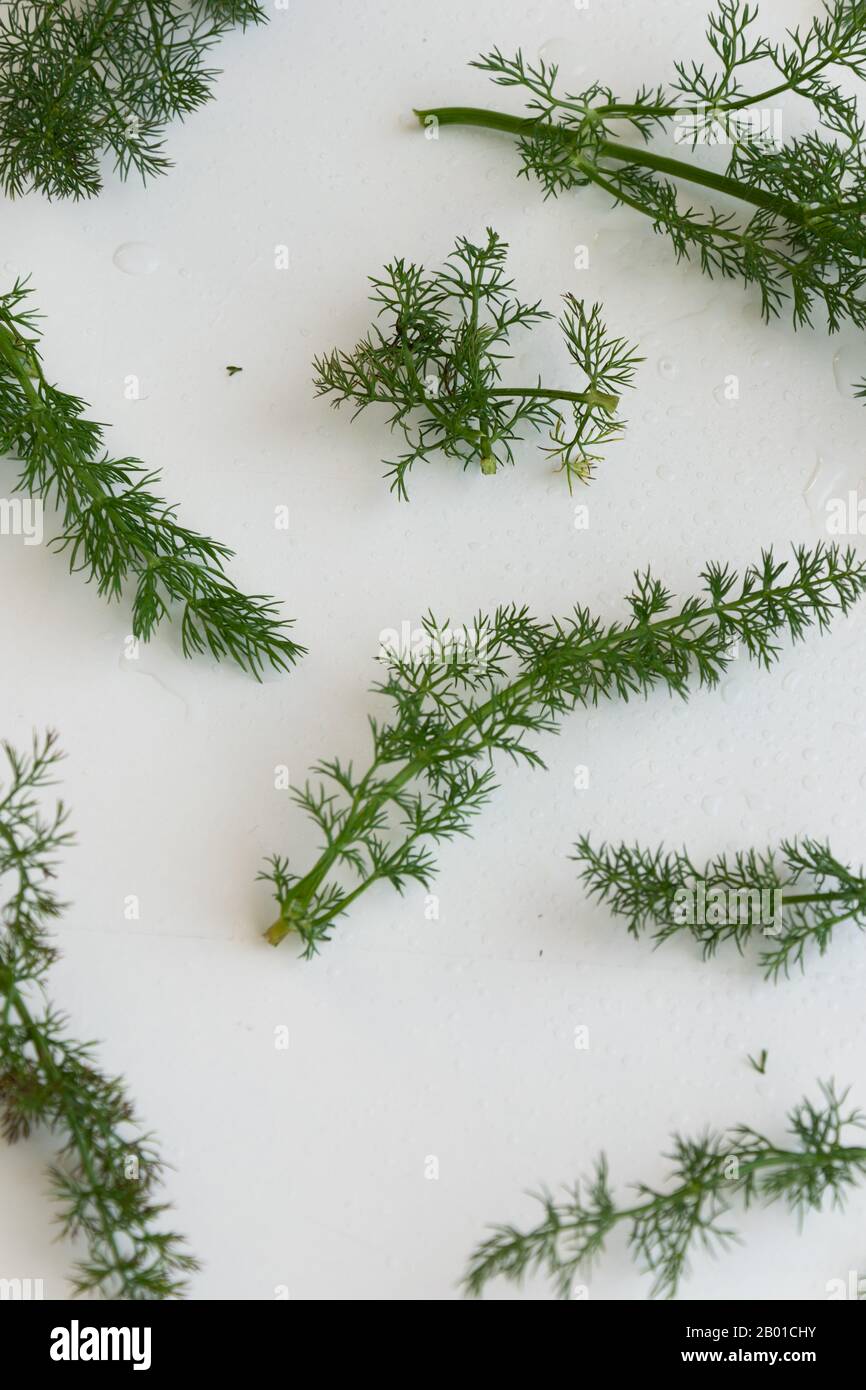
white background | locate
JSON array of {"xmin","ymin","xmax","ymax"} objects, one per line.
[{"xmin": 1, "ymin": 0, "xmax": 865, "ymax": 1300}]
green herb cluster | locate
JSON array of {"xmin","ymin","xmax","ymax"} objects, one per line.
[{"xmin": 314, "ymin": 230, "xmax": 640, "ymax": 497}]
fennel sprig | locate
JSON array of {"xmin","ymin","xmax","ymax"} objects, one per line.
[
  {"xmin": 0, "ymin": 731, "xmax": 198, "ymax": 1298},
  {"xmin": 0, "ymin": 0, "xmax": 266, "ymax": 200},
  {"xmin": 416, "ymin": 2, "xmax": 866, "ymax": 330},
  {"xmin": 0, "ymin": 278, "xmax": 303, "ymax": 677},
  {"xmin": 464, "ymin": 1081, "xmax": 866, "ymax": 1299},
  {"xmin": 574, "ymin": 835, "xmax": 866, "ymax": 980},
  {"xmin": 261, "ymin": 544, "xmax": 866, "ymax": 957},
  {"xmin": 313, "ymin": 229, "xmax": 640, "ymax": 498}
]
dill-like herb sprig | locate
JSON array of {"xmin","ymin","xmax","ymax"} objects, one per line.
[
  {"xmin": 260, "ymin": 544, "xmax": 866, "ymax": 957},
  {"xmin": 574, "ymin": 835, "xmax": 866, "ymax": 979},
  {"xmin": 464, "ymin": 1081, "xmax": 866, "ymax": 1299},
  {"xmin": 0, "ymin": 278, "xmax": 303, "ymax": 677},
  {"xmin": 313, "ymin": 229, "xmax": 640, "ymax": 498},
  {"xmin": 0, "ymin": 0, "xmax": 266, "ymax": 200},
  {"xmin": 0, "ymin": 731, "xmax": 198, "ymax": 1298},
  {"xmin": 416, "ymin": 2, "xmax": 866, "ymax": 330}
]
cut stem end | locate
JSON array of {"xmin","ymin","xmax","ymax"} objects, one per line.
[{"xmin": 264, "ymin": 918, "xmax": 292, "ymax": 947}]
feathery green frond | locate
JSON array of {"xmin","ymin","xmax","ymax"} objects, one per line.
[
  {"xmin": 0, "ymin": 0, "xmax": 266, "ymax": 200},
  {"xmin": 261, "ymin": 544, "xmax": 866, "ymax": 956},
  {"xmin": 0, "ymin": 278, "xmax": 303, "ymax": 677},
  {"xmin": 464, "ymin": 1081, "xmax": 866, "ymax": 1299},
  {"xmin": 574, "ymin": 834, "xmax": 866, "ymax": 979},
  {"xmin": 0, "ymin": 732, "xmax": 198, "ymax": 1298}
]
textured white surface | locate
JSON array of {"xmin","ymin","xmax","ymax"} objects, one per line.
[{"xmin": 1, "ymin": 0, "xmax": 865, "ymax": 1300}]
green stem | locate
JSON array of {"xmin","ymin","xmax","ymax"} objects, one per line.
[
  {"xmin": 575, "ymin": 157, "xmax": 805, "ymax": 282},
  {"xmin": 395, "ymin": 331, "xmax": 482, "ymax": 454},
  {"xmin": 601, "ymin": 1144, "xmax": 866, "ymax": 1229},
  {"xmin": 413, "ymin": 106, "xmax": 862, "ymax": 238},
  {"xmin": 488, "ymin": 385, "xmax": 618, "ymax": 411},
  {"xmin": 598, "ymin": 137, "xmax": 786, "ymax": 215},
  {"xmin": 781, "ymin": 891, "xmax": 864, "ymax": 906}
]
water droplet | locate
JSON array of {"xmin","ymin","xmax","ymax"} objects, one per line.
[
  {"xmin": 802, "ymin": 453, "xmax": 850, "ymax": 520},
  {"xmin": 701, "ymin": 794, "xmax": 722, "ymax": 816},
  {"xmin": 721, "ymin": 681, "xmax": 741, "ymax": 706},
  {"xmin": 657, "ymin": 357, "xmax": 678, "ymax": 381},
  {"xmin": 782, "ymin": 671, "xmax": 802, "ymax": 693},
  {"xmin": 112, "ymin": 242, "xmax": 160, "ymax": 276},
  {"xmin": 656, "ymin": 463, "xmax": 677, "ymax": 482},
  {"xmin": 831, "ymin": 344, "xmax": 863, "ymax": 399}
]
